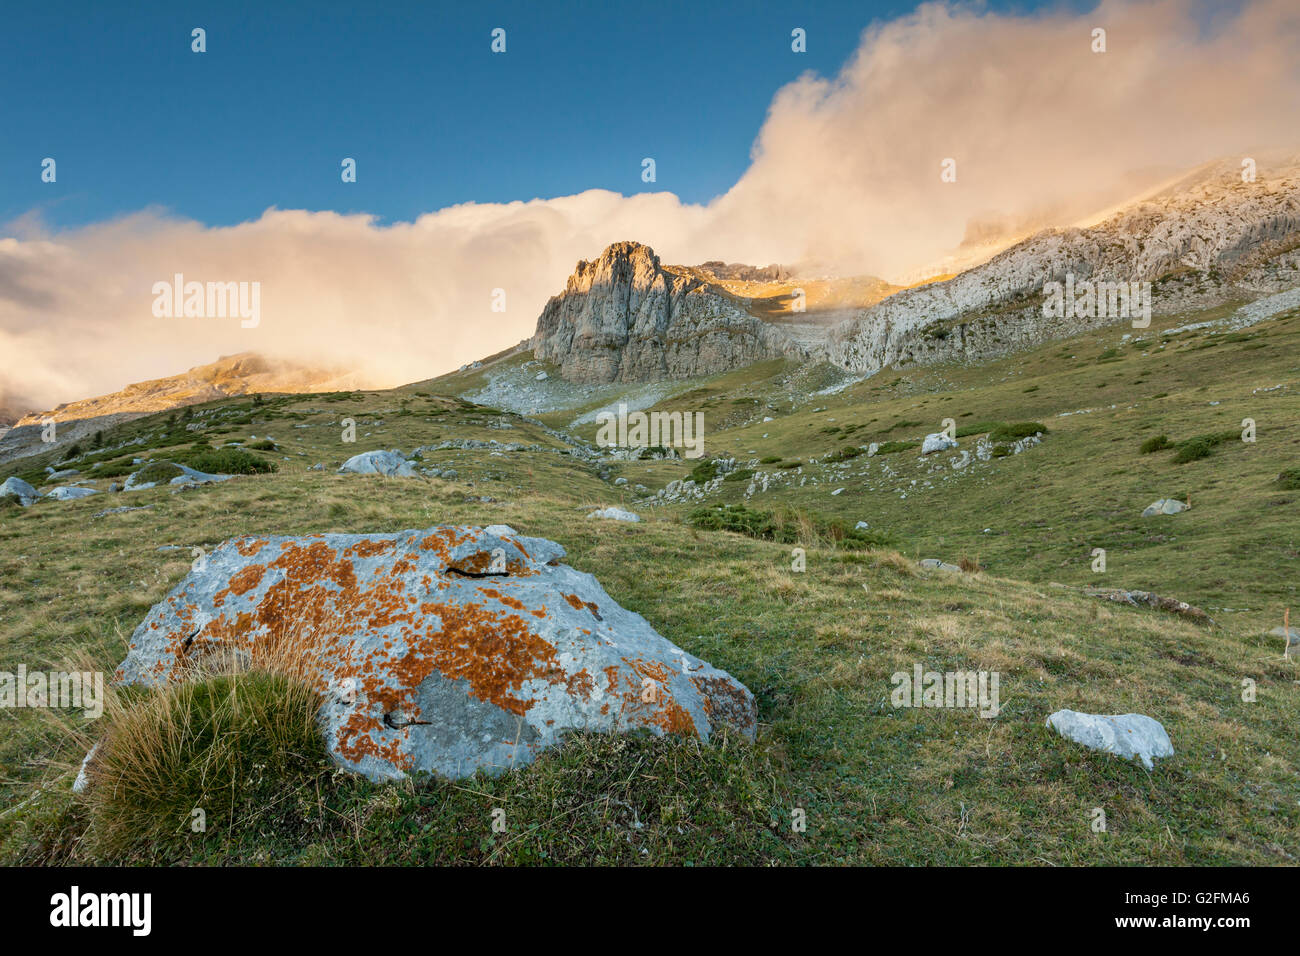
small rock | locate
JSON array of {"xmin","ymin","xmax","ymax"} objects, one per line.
[
  {"xmin": 338, "ymin": 450, "xmax": 418, "ymax": 478},
  {"xmin": 919, "ymin": 558, "xmax": 962, "ymax": 572},
  {"xmin": 921, "ymin": 433, "xmax": 959, "ymax": 455},
  {"xmin": 1141, "ymin": 498, "xmax": 1188, "ymax": 517},
  {"xmin": 1046, "ymin": 710, "xmax": 1174, "ymax": 770},
  {"xmin": 586, "ymin": 507, "xmax": 641, "ymax": 522}
]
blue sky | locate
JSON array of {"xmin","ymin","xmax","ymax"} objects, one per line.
[{"xmin": 1, "ymin": 0, "xmax": 1091, "ymax": 230}]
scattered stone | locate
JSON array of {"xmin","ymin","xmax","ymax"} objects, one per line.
[
  {"xmin": 1046, "ymin": 710, "xmax": 1174, "ymax": 770},
  {"xmin": 854, "ymin": 521, "xmax": 870, "ymax": 530},
  {"xmin": 1142, "ymin": 498, "xmax": 1188, "ymax": 517},
  {"xmin": 112, "ymin": 526, "xmax": 756, "ymax": 782},
  {"xmin": 919, "ymin": 558, "xmax": 963, "ymax": 572},
  {"xmin": 614, "ymin": 477, "xmax": 628, "ymax": 486},
  {"xmin": 92, "ymin": 505, "xmax": 152, "ymax": 517},
  {"xmin": 587, "ymin": 507, "xmax": 641, "ymax": 522},
  {"xmin": 47, "ymin": 468, "xmax": 80, "ymax": 480},
  {"xmin": 921, "ymin": 433, "xmax": 959, "ymax": 454},
  {"xmin": 1086, "ymin": 588, "xmax": 1213, "ymax": 624},
  {"xmin": 338, "ymin": 450, "xmax": 418, "ymax": 478}
]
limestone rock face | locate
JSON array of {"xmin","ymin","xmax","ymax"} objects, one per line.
[
  {"xmin": 829, "ymin": 162, "xmax": 1300, "ymax": 375},
  {"xmin": 531, "ymin": 241, "xmax": 805, "ymax": 383},
  {"xmin": 1046, "ymin": 709, "xmax": 1174, "ymax": 770},
  {"xmin": 113, "ymin": 525, "xmax": 757, "ymax": 782}
]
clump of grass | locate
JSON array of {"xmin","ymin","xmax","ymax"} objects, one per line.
[
  {"xmin": 759, "ymin": 455, "xmax": 782, "ymax": 464},
  {"xmin": 80, "ymin": 671, "xmax": 328, "ymax": 860},
  {"xmin": 723, "ymin": 468, "xmax": 755, "ymax": 483},
  {"xmin": 687, "ymin": 503, "xmax": 893, "ymax": 550},
  {"xmin": 1140, "ymin": 434, "xmax": 1173, "ymax": 454},
  {"xmin": 988, "ymin": 422, "xmax": 1047, "ymax": 442},
  {"xmin": 246, "ymin": 439, "xmax": 277, "ymax": 451},
  {"xmin": 823, "ymin": 445, "xmax": 864, "ymax": 464},
  {"xmin": 1275, "ymin": 467, "xmax": 1300, "ymax": 490}
]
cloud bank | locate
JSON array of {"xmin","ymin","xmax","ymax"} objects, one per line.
[{"xmin": 3, "ymin": 0, "xmax": 1299, "ymax": 414}]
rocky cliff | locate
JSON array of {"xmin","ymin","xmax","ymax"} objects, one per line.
[{"xmin": 531, "ymin": 241, "xmax": 806, "ymax": 383}]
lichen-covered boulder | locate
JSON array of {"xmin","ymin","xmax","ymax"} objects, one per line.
[{"xmin": 114, "ymin": 525, "xmax": 756, "ymax": 781}]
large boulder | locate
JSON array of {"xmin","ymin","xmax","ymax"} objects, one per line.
[
  {"xmin": 113, "ymin": 525, "xmax": 756, "ymax": 782},
  {"xmin": 1046, "ymin": 709, "xmax": 1174, "ymax": 770},
  {"xmin": 0, "ymin": 476, "xmax": 39, "ymax": 506},
  {"xmin": 338, "ymin": 450, "xmax": 417, "ymax": 478}
]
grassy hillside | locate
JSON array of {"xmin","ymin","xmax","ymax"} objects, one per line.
[{"xmin": 1, "ymin": 300, "xmax": 1297, "ymax": 865}]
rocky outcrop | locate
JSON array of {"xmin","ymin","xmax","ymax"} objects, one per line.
[
  {"xmin": 532, "ymin": 242, "xmax": 805, "ymax": 383},
  {"xmin": 829, "ymin": 160, "xmax": 1300, "ymax": 375},
  {"xmin": 112, "ymin": 525, "xmax": 757, "ymax": 782}
]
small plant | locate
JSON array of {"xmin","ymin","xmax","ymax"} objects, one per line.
[
  {"xmin": 1140, "ymin": 434, "xmax": 1173, "ymax": 454},
  {"xmin": 1274, "ymin": 468, "xmax": 1300, "ymax": 490},
  {"xmin": 131, "ymin": 461, "xmax": 184, "ymax": 485},
  {"xmin": 247, "ymin": 439, "xmax": 277, "ymax": 451},
  {"xmin": 723, "ymin": 468, "xmax": 755, "ymax": 483},
  {"xmin": 759, "ymin": 455, "xmax": 782, "ymax": 464}
]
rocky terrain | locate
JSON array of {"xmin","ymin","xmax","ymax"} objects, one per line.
[{"xmin": 529, "ymin": 160, "xmax": 1300, "ymax": 387}]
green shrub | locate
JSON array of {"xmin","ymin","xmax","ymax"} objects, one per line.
[
  {"xmin": 131, "ymin": 462, "xmax": 184, "ymax": 485},
  {"xmin": 823, "ymin": 445, "xmax": 863, "ymax": 464},
  {"xmin": 723, "ymin": 468, "xmax": 755, "ymax": 483},
  {"xmin": 988, "ymin": 422, "xmax": 1047, "ymax": 442},
  {"xmin": 174, "ymin": 447, "xmax": 277, "ymax": 475},
  {"xmin": 759, "ymin": 456, "xmax": 782, "ymax": 464},
  {"xmin": 246, "ymin": 440, "xmax": 277, "ymax": 451},
  {"xmin": 1172, "ymin": 431, "xmax": 1238, "ymax": 464},
  {"xmin": 1139, "ymin": 434, "xmax": 1173, "ymax": 454},
  {"xmin": 874, "ymin": 440, "xmax": 919, "ymax": 455},
  {"xmin": 955, "ymin": 420, "xmax": 1004, "ymax": 438},
  {"xmin": 687, "ymin": 459, "xmax": 723, "ymax": 484}
]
